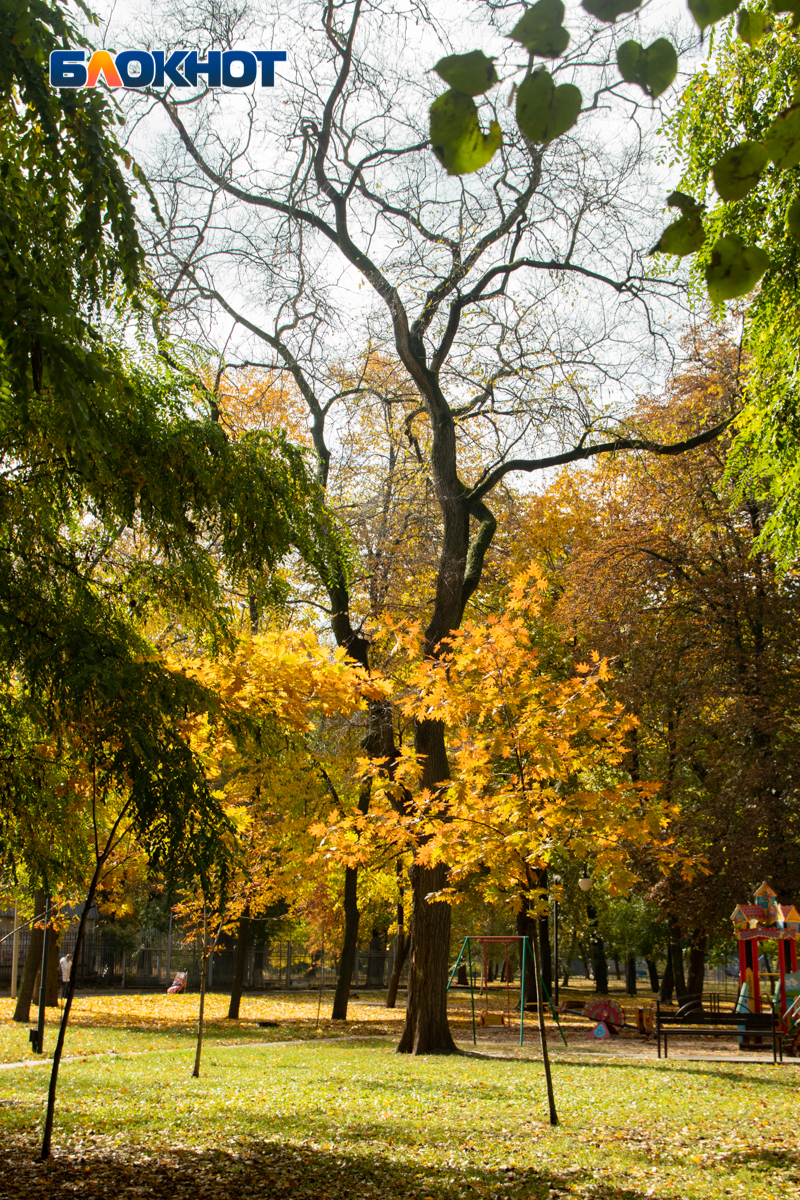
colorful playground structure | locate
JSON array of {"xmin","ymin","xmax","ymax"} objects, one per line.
[{"xmin": 731, "ymin": 881, "xmax": 800, "ymax": 1052}]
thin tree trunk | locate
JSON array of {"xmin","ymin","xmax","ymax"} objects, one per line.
[
  {"xmin": 646, "ymin": 959, "xmax": 659, "ymax": 993},
  {"xmin": 538, "ymin": 912, "xmax": 552, "ymax": 997},
  {"xmin": 686, "ymin": 930, "xmax": 707, "ymax": 1003},
  {"xmin": 386, "ymin": 863, "xmax": 407, "ymax": 1010},
  {"xmin": 386, "ymin": 870, "xmax": 409, "ymax": 1010},
  {"xmin": 625, "ymin": 955, "xmax": 637, "ymax": 996},
  {"xmin": 41, "ymin": 800, "xmax": 130, "ymax": 1160},
  {"xmin": 192, "ymin": 907, "xmax": 209, "ymax": 1079},
  {"xmin": 227, "ymin": 910, "xmax": 250, "ymax": 1020},
  {"xmin": 669, "ymin": 919, "xmax": 687, "ymax": 1003},
  {"xmin": 562, "ymin": 932, "xmax": 577, "ymax": 988},
  {"xmin": 658, "ymin": 943, "xmax": 675, "ymax": 1003},
  {"xmin": 586, "ymin": 904, "xmax": 608, "ymax": 995},
  {"xmin": 579, "ymin": 942, "xmax": 591, "ymax": 981},
  {"xmin": 332, "ymin": 865, "xmax": 359, "ymax": 1020},
  {"xmin": 516, "ymin": 905, "xmax": 538, "ymax": 1007},
  {"xmin": 531, "ymin": 921, "xmax": 558, "ymax": 1126},
  {"xmin": 386, "ymin": 931, "xmax": 409, "ymax": 1008},
  {"xmin": 613, "ymin": 955, "xmax": 622, "ymax": 982},
  {"xmin": 14, "ymin": 889, "xmax": 45, "ymax": 1023},
  {"xmin": 45, "ymin": 935, "xmax": 61, "ymax": 1007}
]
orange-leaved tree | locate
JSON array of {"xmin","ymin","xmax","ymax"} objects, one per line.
[{"xmin": 396, "ymin": 568, "xmax": 684, "ymax": 1118}]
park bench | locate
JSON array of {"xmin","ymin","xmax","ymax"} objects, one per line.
[{"xmin": 656, "ymin": 1000, "xmax": 782, "ymax": 1063}]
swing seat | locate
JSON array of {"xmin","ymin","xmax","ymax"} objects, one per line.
[{"xmin": 480, "ymin": 1012, "xmax": 505, "ymax": 1027}]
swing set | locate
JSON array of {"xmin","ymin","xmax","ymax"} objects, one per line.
[{"xmin": 447, "ymin": 935, "xmax": 567, "ymax": 1047}]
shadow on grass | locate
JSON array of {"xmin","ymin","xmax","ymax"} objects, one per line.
[
  {"xmin": 554, "ymin": 1053, "xmax": 799, "ymax": 1088},
  {"xmin": 0, "ymin": 1133, "xmax": 663, "ymax": 1200}
]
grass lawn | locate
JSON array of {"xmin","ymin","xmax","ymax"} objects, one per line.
[
  {"xmin": 0, "ymin": 992, "xmax": 406, "ymax": 1065},
  {"xmin": 1, "ymin": 993, "xmax": 798, "ymax": 1200}
]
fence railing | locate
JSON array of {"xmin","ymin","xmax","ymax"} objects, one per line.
[
  {"xmin": 0, "ymin": 911, "xmax": 400, "ymax": 993},
  {"xmin": 1, "ymin": 911, "xmax": 743, "ymax": 999}
]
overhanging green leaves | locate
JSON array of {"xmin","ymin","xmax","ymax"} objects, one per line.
[
  {"xmin": 617, "ymin": 38, "xmax": 678, "ymax": 99},
  {"xmin": 430, "ymin": 90, "xmax": 502, "ymax": 175},
  {"xmin": 515, "ymin": 70, "xmax": 582, "ymax": 144}
]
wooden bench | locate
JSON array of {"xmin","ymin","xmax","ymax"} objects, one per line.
[{"xmin": 656, "ymin": 1001, "xmax": 782, "ymax": 1063}]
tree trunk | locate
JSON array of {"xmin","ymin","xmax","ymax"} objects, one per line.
[
  {"xmin": 613, "ymin": 955, "xmax": 622, "ymax": 982},
  {"xmin": 561, "ymin": 932, "xmax": 576, "ymax": 988},
  {"xmin": 227, "ymin": 911, "xmax": 250, "ymax": 1019},
  {"xmin": 538, "ymin": 912, "xmax": 552, "ymax": 997},
  {"xmin": 41, "ymin": 881, "xmax": 98, "ymax": 1157},
  {"xmin": 332, "ymin": 865, "xmax": 360, "ymax": 1020},
  {"xmin": 516, "ymin": 906, "xmax": 538, "ymax": 1007},
  {"xmin": 46, "ymin": 935, "xmax": 61, "ymax": 1007},
  {"xmin": 386, "ymin": 866, "xmax": 408, "ymax": 1009},
  {"xmin": 669, "ymin": 919, "xmax": 687, "ymax": 1003},
  {"xmin": 41, "ymin": 800, "xmax": 131, "ymax": 1159},
  {"xmin": 397, "ymin": 859, "xmax": 456, "ymax": 1054},
  {"xmin": 625, "ymin": 954, "xmax": 637, "ymax": 996},
  {"xmin": 398, "ymin": 717, "xmax": 457, "ymax": 1054},
  {"xmin": 386, "ymin": 931, "xmax": 409, "ymax": 1008},
  {"xmin": 586, "ymin": 904, "xmax": 608, "ymax": 995},
  {"xmin": 646, "ymin": 958, "xmax": 659, "ymax": 993},
  {"xmin": 658, "ymin": 944, "xmax": 675, "ymax": 1003},
  {"xmin": 456, "ymin": 963, "xmax": 468, "ymax": 987},
  {"xmin": 192, "ymin": 909, "xmax": 209, "ymax": 1079},
  {"xmin": 14, "ymin": 889, "xmax": 45, "ymax": 1023},
  {"xmin": 686, "ymin": 930, "xmax": 707, "ymax": 1003},
  {"xmin": 531, "ymin": 921, "xmax": 558, "ymax": 1126},
  {"xmin": 579, "ymin": 942, "xmax": 591, "ymax": 981}
]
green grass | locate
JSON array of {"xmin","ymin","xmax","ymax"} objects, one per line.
[{"xmin": 1, "ymin": 1036, "xmax": 798, "ymax": 1200}]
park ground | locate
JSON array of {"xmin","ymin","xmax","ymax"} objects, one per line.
[{"xmin": 0, "ymin": 991, "xmax": 797, "ymax": 1200}]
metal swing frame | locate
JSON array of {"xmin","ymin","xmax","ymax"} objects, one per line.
[{"xmin": 446, "ymin": 935, "xmax": 567, "ymax": 1046}]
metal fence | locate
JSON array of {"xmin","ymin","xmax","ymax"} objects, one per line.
[
  {"xmin": 0, "ymin": 910, "xmax": 401, "ymax": 994},
  {"xmin": 2, "ymin": 909, "xmax": 742, "ymax": 998}
]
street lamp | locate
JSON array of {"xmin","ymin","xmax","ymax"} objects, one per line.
[{"xmin": 578, "ymin": 871, "xmax": 592, "ymax": 892}]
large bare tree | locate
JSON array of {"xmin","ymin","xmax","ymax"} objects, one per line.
[{"xmin": 115, "ymin": 0, "xmax": 727, "ymax": 1052}]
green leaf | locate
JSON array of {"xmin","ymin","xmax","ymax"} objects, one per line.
[
  {"xmin": 666, "ymin": 190, "xmax": 704, "ymax": 216},
  {"xmin": 705, "ymin": 234, "xmax": 770, "ymax": 302},
  {"xmin": 763, "ymin": 104, "xmax": 800, "ymax": 169},
  {"xmin": 736, "ymin": 8, "xmax": 772, "ymax": 44},
  {"xmin": 617, "ymin": 38, "xmax": 678, "ymax": 99},
  {"xmin": 434, "ymin": 51, "xmax": 499, "ymax": 96},
  {"xmin": 429, "ymin": 90, "xmax": 503, "ymax": 175},
  {"xmin": 688, "ymin": 0, "xmax": 740, "ymax": 30},
  {"xmin": 515, "ymin": 70, "xmax": 582, "ymax": 144},
  {"xmin": 508, "ymin": 0, "xmax": 571, "ymax": 58},
  {"xmin": 786, "ymin": 195, "xmax": 800, "ymax": 244},
  {"xmin": 582, "ymin": 0, "xmax": 642, "ymax": 20},
  {"xmin": 712, "ymin": 140, "xmax": 769, "ymax": 201},
  {"xmin": 651, "ymin": 213, "xmax": 706, "ymax": 256}
]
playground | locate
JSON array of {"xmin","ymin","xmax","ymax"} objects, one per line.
[
  {"xmin": 2, "ymin": 887, "xmax": 798, "ymax": 1198},
  {"xmin": 1, "ymin": 991, "xmax": 798, "ymax": 1200}
]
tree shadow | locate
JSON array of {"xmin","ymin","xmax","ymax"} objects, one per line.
[
  {"xmin": 0, "ymin": 1133, "xmax": 661, "ymax": 1200},
  {"xmin": 552, "ymin": 1053, "xmax": 799, "ymax": 1089}
]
